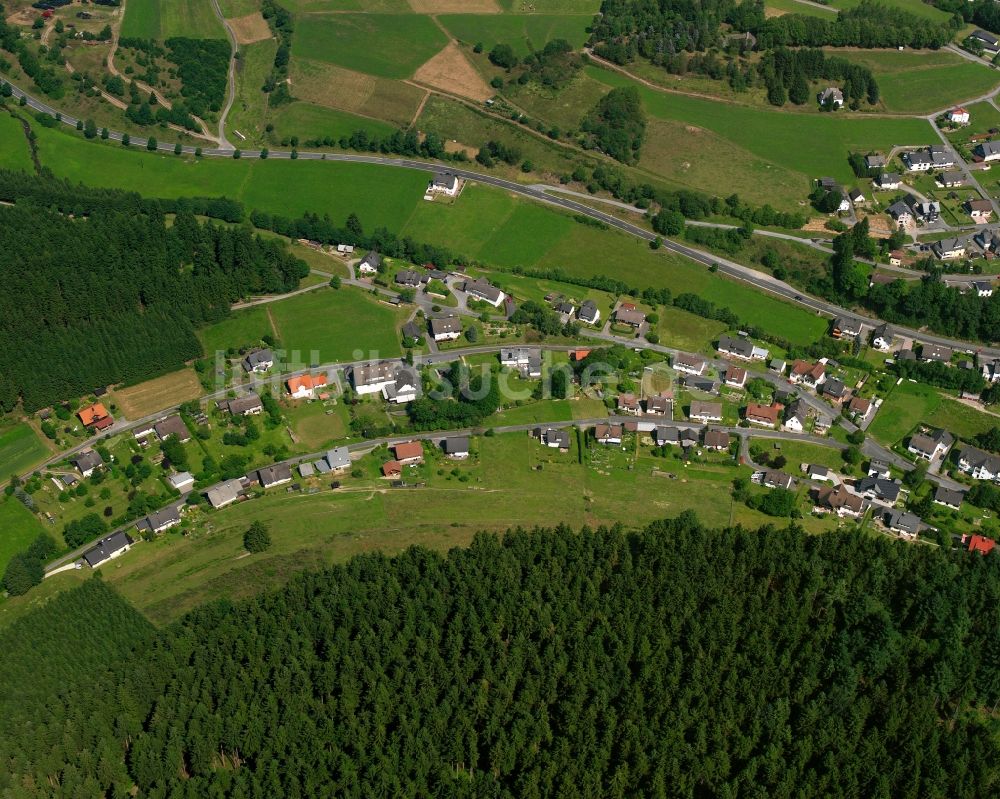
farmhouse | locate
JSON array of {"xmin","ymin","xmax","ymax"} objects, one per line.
[
  {"xmin": 614, "ymin": 306, "xmax": 647, "ymax": 328},
  {"xmin": 745, "ymin": 402, "xmax": 782, "ymax": 427},
  {"xmin": 723, "ymin": 366, "xmax": 748, "ymax": 388},
  {"xmin": 673, "ymin": 353, "xmax": 707, "ymax": 376},
  {"xmin": 947, "ymin": 107, "xmax": 970, "ymax": 125},
  {"xmin": 219, "ymin": 395, "xmax": 264, "ymax": 416},
  {"xmin": 242, "ymin": 348, "xmax": 274, "ymax": 373},
  {"xmin": 83, "ymin": 532, "xmax": 133, "ymax": 568},
  {"xmin": 429, "ymin": 172, "xmax": 460, "ymax": 196},
  {"xmin": 956, "ymin": 445, "xmax": 1000, "ymax": 481},
  {"xmin": 703, "ymin": 429, "xmax": 731, "ymax": 451},
  {"xmin": 442, "ymin": 436, "xmax": 470, "ymax": 458},
  {"xmin": 463, "ymin": 278, "xmax": 505, "ymax": 307},
  {"xmin": 352, "ymin": 362, "xmax": 396, "ymax": 395},
  {"xmin": 154, "ymin": 415, "xmax": 190, "ymax": 443},
  {"xmin": 430, "ymin": 315, "xmax": 462, "ymax": 342},
  {"xmin": 73, "ymin": 450, "xmax": 103, "ymax": 477},
  {"xmin": 689, "ymin": 400, "xmax": 723, "ymax": 423},
  {"xmin": 815, "ymin": 484, "xmax": 867, "ymax": 518},
  {"xmin": 934, "ymin": 485, "xmax": 965, "ymax": 510},
  {"xmin": 78, "ymin": 403, "xmax": 113, "ymax": 431},
  {"xmin": 206, "ymin": 478, "xmax": 245, "ymax": 509},
  {"xmin": 974, "ymin": 141, "xmax": 1000, "ymax": 162},
  {"xmin": 578, "ymin": 300, "xmax": 601, "ymax": 325},
  {"xmin": 595, "ymin": 423, "xmax": 624, "ymax": 445},
  {"xmin": 358, "ymin": 251, "xmax": 381, "ymax": 275},
  {"xmin": 287, "ymin": 373, "xmax": 328, "ymax": 399},
  {"xmin": 907, "ymin": 429, "xmax": 954, "ymax": 460},
  {"xmin": 135, "ymin": 505, "xmax": 182, "ymax": 536},
  {"xmin": 966, "ymin": 198, "xmax": 994, "ymax": 222},
  {"xmin": 818, "ymin": 87, "xmax": 843, "ymax": 108},
  {"xmin": 168, "ymin": 471, "xmax": 195, "ymax": 492},
  {"xmin": 921, "ymin": 343, "xmax": 953, "ymax": 363},
  {"xmin": 382, "ymin": 365, "xmax": 421, "ymax": 404},
  {"xmin": 393, "ymin": 441, "xmax": 424, "ymax": 465},
  {"xmin": 256, "ymin": 464, "xmax": 293, "ymax": 489}
]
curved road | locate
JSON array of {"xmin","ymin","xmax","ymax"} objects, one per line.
[
  {"xmin": 4, "ymin": 78, "xmax": 1000, "ymax": 360},
  {"xmin": 209, "ymin": 0, "xmax": 237, "ymax": 150}
]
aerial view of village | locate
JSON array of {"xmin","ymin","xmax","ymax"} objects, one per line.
[{"xmin": 0, "ymin": 0, "xmax": 998, "ymax": 795}]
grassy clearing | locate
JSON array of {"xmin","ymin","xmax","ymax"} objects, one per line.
[
  {"xmin": 121, "ymin": 0, "xmax": 226, "ymax": 40},
  {"xmin": 438, "ymin": 13, "xmax": 591, "ymax": 56},
  {"xmin": 198, "ymin": 306, "xmax": 274, "ymax": 356},
  {"xmin": 110, "ymin": 369, "xmax": 204, "ymax": 419},
  {"xmin": 587, "ymin": 66, "xmax": 934, "ymax": 186},
  {"xmin": 291, "ymin": 14, "xmax": 448, "ymax": 79},
  {"xmin": 832, "ymin": 49, "xmax": 1000, "ymax": 115},
  {"xmin": 0, "ymin": 498, "xmax": 48, "ymax": 578},
  {"xmin": 868, "ymin": 381, "xmax": 939, "ymax": 445},
  {"xmin": 0, "ymin": 424, "xmax": 50, "ymax": 484},
  {"xmin": 287, "ymin": 399, "xmax": 350, "ymax": 450},
  {"xmin": 656, "ymin": 306, "xmax": 728, "ymax": 354},
  {"xmin": 0, "ymin": 113, "xmax": 32, "ymax": 172},
  {"xmin": 219, "ymin": 0, "xmax": 261, "ymax": 15},
  {"xmin": 827, "ymin": 0, "xmax": 952, "ymax": 23},
  {"xmin": 764, "ymin": 0, "xmax": 837, "ymax": 17},
  {"xmin": 269, "ymin": 101, "xmax": 398, "ymax": 144},
  {"xmin": 227, "ymin": 39, "xmax": 278, "ymax": 145},
  {"xmin": 754, "ymin": 437, "xmax": 845, "ymax": 472}
]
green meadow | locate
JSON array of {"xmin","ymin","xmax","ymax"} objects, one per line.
[
  {"xmin": 438, "ymin": 14, "xmax": 592, "ymax": 55},
  {"xmin": 827, "ymin": 0, "xmax": 953, "ymax": 23},
  {"xmin": 121, "ymin": 0, "xmax": 226, "ymax": 40},
  {"xmin": 0, "ymin": 424, "xmax": 49, "ymax": 484},
  {"xmin": 764, "ymin": 0, "xmax": 836, "ymax": 17},
  {"xmin": 868, "ymin": 381, "xmax": 998, "ymax": 446},
  {"xmin": 0, "ymin": 497, "xmax": 47, "ymax": 575},
  {"xmin": 269, "ymin": 101, "xmax": 398, "ymax": 144},
  {"xmin": 0, "ymin": 114, "xmax": 32, "ymax": 172},
  {"xmin": 291, "ymin": 14, "xmax": 448, "ymax": 79}
]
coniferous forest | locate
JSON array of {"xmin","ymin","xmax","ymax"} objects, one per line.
[
  {"xmin": 2, "ymin": 517, "xmax": 999, "ymax": 798},
  {"xmin": 0, "ymin": 174, "xmax": 308, "ymax": 411}
]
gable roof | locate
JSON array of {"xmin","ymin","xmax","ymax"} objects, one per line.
[
  {"xmin": 154, "ymin": 415, "xmax": 189, "ymax": 440},
  {"xmin": 703, "ymin": 429, "xmax": 730, "ymax": 449},
  {"xmin": 745, "ymin": 402, "xmax": 781, "ymax": 424},
  {"xmin": 78, "ymin": 403, "xmax": 110, "ymax": 426},
  {"xmin": 83, "ymin": 532, "xmax": 133, "ymax": 567},
  {"xmin": 689, "ymin": 400, "xmax": 723, "ymax": 419},
  {"xmin": 287, "ymin": 373, "xmax": 328, "ymax": 393},
  {"xmin": 430, "ymin": 316, "xmax": 462, "ymax": 336},
  {"xmin": 325, "ymin": 446, "xmax": 351, "ymax": 471},
  {"xmin": 394, "ymin": 441, "xmax": 424, "ymax": 461},
  {"xmin": 442, "ymin": 436, "xmax": 470, "ymax": 455},
  {"xmin": 206, "ymin": 478, "xmax": 244, "ymax": 508},
  {"xmin": 934, "ymin": 485, "xmax": 965, "ymax": 507},
  {"xmin": 74, "ymin": 449, "xmax": 104, "ymax": 473}
]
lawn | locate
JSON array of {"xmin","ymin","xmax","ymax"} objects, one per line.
[
  {"xmin": 287, "ymin": 399, "xmax": 351, "ymax": 450},
  {"xmin": 266, "ymin": 286, "xmax": 406, "ymax": 363},
  {"xmin": 754, "ymin": 437, "xmax": 845, "ymax": 472},
  {"xmin": 121, "ymin": 0, "xmax": 227, "ymax": 40},
  {"xmin": 0, "ymin": 424, "xmax": 50, "ymax": 484},
  {"xmin": 827, "ymin": 0, "xmax": 953, "ymax": 23},
  {"xmin": 832, "ymin": 49, "xmax": 1000, "ymax": 115},
  {"xmin": 110, "ymin": 368, "xmax": 204, "ymax": 419},
  {"xmin": 0, "ymin": 497, "xmax": 47, "ymax": 576},
  {"xmin": 198, "ymin": 306, "xmax": 275, "ymax": 357},
  {"xmin": 0, "ymin": 113, "xmax": 32, "ymax": 172},
  {"xmin": 291, "ymin": 14, "xmax": 448, "ymax": 79},
  {"xmin": 587, "ymin": 65, "xmax": 934, "ymax": 186},
  {"xmin": 764, "ymin": 0, "xmax": 837, "ymax": 17},
  {"xmin": 657, "ymin": 306, "xmax": 728, "ymax": 354},
  {"xmin": 864, "ymin": 380, "xmax": 998, "ymax": 448},
  {"xmin": 438, "ymin": 13, "xmax": 592, "ymax": 56},
  {"xmin": 227, "ymin": 39, "xmax": 279, "ymax": 146},
  {"xmin": 269, "ymin": 101, "xmax": 398, "ymax": 146}
]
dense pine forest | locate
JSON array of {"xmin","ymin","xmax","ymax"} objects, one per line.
[
  {"xmin": 0, "ymin": 172, "xmax": 308, "ymax": 411},
  {"xmin": 2, "ymin": 517, "xmax": 999, "ymax": 798}
]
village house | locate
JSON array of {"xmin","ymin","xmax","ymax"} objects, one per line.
[
  {"xmin": 790, "ymin": 360, "xmax": 826, "ymax": 388},
  {"xmin": 966, "ymin": 198, "xmax": 994, "ymax": 222},
  {"xmin": 83, "ymin": 532, "xmax": 133, "ymax": 568},
  {"xmin": 871, "ymin": 322, "xmax": 894, "ymax": 351},
  {"xmin": 821, "ymin": 378, "xmax": 848, "ymax": 402},
  {"xmin": 759, "ymin": 469, "xmax": 795, "ymax": 491},
  {"xmin": 135, "ymin": 504, "xmax": 182, "ymax": 536},
  {"xmin": 969, "ymin": 28, "xmax": 1000, "ymax": 57},
  {"xmin": 848, "ymin": 395, "xmax": 872, "ymax": 420},
  {"xmin": 832, "ymin": 316, "xmax": 862, "ymax": 340},
  {"xmin": 595, "ymin": 423, "xmax": 624, "ymax": 446},
  {"xmin": 875, "ymin": 172, "xmax": 901, "ymax": 190},
  {"xmin": 807, "ymin": 464, "xmax": 833, "ymax": 482},
  {"xmin": 903, "ymin": 150, "xmax": 933, "ymax": 171},
  {"xmin": 168, "ymin": 471, "xmax": 195, "ymax": 492},
  {"xmin": 983, "ymin": 357, "xmax": 1000, "ymax": 383},
  {"xmin": 154, "ymin": 415, "xmax": 191, "ymax": 443},
  {"xmin": 933, "ymin": 485, "xmax": 965, "ymax": 510},
  {"xmin": 256, "ymin": 464, "xmax": 293, "ymax": 489},
  {"xmin": 783, "ymin": 405, "xmax": 807, "ymax": 433},
  {"xmin": 645, "ymin": 393, "xmax": 673, "ymax": 417},
  {"xmin": 868, "ymin": 459, "xmax": 891, "ymax": 480},
  {"xmin": 429, "ymin": 172, "xmax": 460, "ymax": 196},
  {"xmin": 578, "ymin": 300, "xmax": 601, "ymax": 325},
  {"xmin": 673, "ymin": 353, "xmax": 707, "ymax": 376},
  {"xmin": 964, "ymin": 533, "xmax": 996, "ymax": 555},
  {"xmin": 352, "ymin": 361, "xmax": 397, "ymax": 395},
  {"xmin": 429, "ymin": 315, "xmax": 462, "ymax": 342},
  {"xmin": 395, "ymin": 269, "xmax": 425, "ymax": 289},
  {"xmin": 463, "ymin": 278, "xmax": 506, "ymax": 307},
  {"xmin": 884, "ymin": 509, "xmax": 922, "ymax": 539},
  {"xmin": 382, "ymin": 365, "xmax": 421, "ymax": 404},
  {"xmin": 921, "ymin": 343, "xmax": 953, "ymax": 363},
  {"xmin": 206, "ymin": 478, "xmax": 245, "ymax": 509},
  {"xmin": 402, "ymin": 321, "xmax": 423, "ymax": 342},
  {"xmin": 956, "ymin": 445, "xmax": 1000, "ymax": 481},
  {"xmin": 745, "ymin": 402, "xmax": 782, "ymax": 428},
  {"xmin": 500, "ymin": 347, "xmax": 542, "ymax": 378},
  {"xmin": 616, "ymin": 393, "xmax": 642, "ymax": 415},
  {"xmin": 73, "ymin": 450, "xmax": 103, "ymax": 478},
  {"xmin": 321, "ymin": 447, "xmax": 352, "ymax": 473},
  {"xmin": 393, "ymin": 441, "xmax": 424, "ymax": 465},
  {"xmin": 536, "ymin": 427, "xmax": 570, "ymax": 450},
  {"xmin": 242, "ymin": 348, "xmax": 274, "ymax": 373},
  {"xmin": 886, "ymin": 200, "xmax": 913, "ymax": 227},
  {"xmin": 614, "ymin": 305, "xmax": 647, "ymax": 328},
  {"xmin": 703, "ymin": 429, "xmax": 731, "ymax": 451},
  {"xmin": 815, "ymin": 484, "xmax": 868, "ymax": 518},
  {"xmin": 654, "ymin": 426, "xmax": 699, "ymax": 449},
  {"xmin": 381, "ymin": 461, "xmax": 402, "ymax": 479},
  {"xmin": 219, "ymin": 395, "xmax": 264, "ymax": 417},
  {"xmin": 912, "ymin": 200, "xmax": 941, "ymax": 223},
  {"xmin": 717, "ymin": 334, "xmax": 768, "ymax": 361},
  {"xmin": 937, "ymin": 171, "xmax": 965, "ymax": 188},
  {"xmin": 78, "ymin": 402, "xmax": 113, "ymax": 431},
  {"xmin": 683, "ymin": 376, "xmax": 720, "ymax": 394},
  {"xmin": 907, "ymin": 428, "xmax": 954, "ymax": 461},
  {"xmin": 555, "ymin": 302, "xmax": 575, "ymax": 324},
  {"xmin": 336, "ymin": 244, "xmax": 355, "ymax": 256},
  {"xmin": 972, "ymin": 280, "xmax": 994, "ymax": 297},
  {"xmin": 947, "ymin": 107, "xmax": 970, "ymax": 125},
  {"xmin": 974, "ymin": 140, "xmax": 1000, "ymax": 162},
  {"xmin": 855, "ymin": 476, "xmax": 901, "ymax": 504},
  {"xmin": 689, "ymin": 400, "xmax": 723, "ymax": 423},
  {"xmin": 818, "ymin": 87, "xmax": 844, "ymax": 108},
  {"xmin": 723, "ymin": 365, "xmax": 748, "ymax": 388},
  {"xmin": 287, "ymin": 373, "xmax": 328, "ymax": 400},
  {"xmin": 357, "ymin": 251, "xmax": 381, "ymax": 275},
  {"xmin": 848, "ymin": 188, "xmax": 866, "ymax": 206},
  {"xmin": 442, "ymin": 436, "xmax": 470, "ymax": 459},
  {"xmin": 769, "ymin": 359, "xmax": 787, "ymax": 375},
  {"xmin": 865, "ymin": 154, "xmax": 886, "ymax": 170}
]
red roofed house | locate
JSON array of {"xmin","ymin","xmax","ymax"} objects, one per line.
[
  {"xmin": 381, "ymin": 460, "xmax": 402, "ymax": 479},
  {"xmin": 967, "ymin": 534, "xmax": 996, "ymax": 556},
  {"xmin": 287, "ymin": 373, "xmax": 328, "ymax": 399},
  {"xmin": 78, "ymin": 403, "xmax": 113, "ymax": 431},
  {"xmin": 393, "ymin": 441, "xmax": 424, "ymax": 465},
  {"xmin": 745, "ymin": 402, "xmax": 783, "ymax": 428},
  {"xmin": 948, "ymin": 107, "xmax": 970, "ymax": 125},
  {"xmin": 570, "ymin": 350, "xmax": 592, "ymax": 361},
  {"xmin": 790, "ymin": 360, "xmax": 826, "ymax": 388}
]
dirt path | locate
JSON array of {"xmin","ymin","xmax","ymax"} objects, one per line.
[
  {"xmin": 407, "ymin": 85, "xmax": 432, "ymax": 127},
  {"xmin": 210, "ymin": 0, "xmax": 238, "ymax": 150}
]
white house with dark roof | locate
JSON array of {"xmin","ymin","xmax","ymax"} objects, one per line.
[
  {"xmin": 135, "ymin": 504, "xmax": 182, "ymax": 535},
  {"xmin": 875, "ymin": 172, "xmax": 901, "ymax": 190},
  {"xmin": 358, "ymin": 251, "xmax": 382, "ymax": 275},
  {"xmin": 974, "ymin": 140, "xmax": 1000, "ymax": 162},
  {"xmin": 430, "ymin": 315, "xmax": 462, "ymax": 342},
  {"xmin": 429, "ymin": 172, "xmax": 460, "ymax": 196},
  {"xmin": 73, "ymin": 450, "xmax": 104, "ymax": 478},
  {"xmin": 577, "ymin": 300, "xmax": 601, "ymax": 325},
  {"xmin": 242, "ymin": 348, "xmax": 274, "ymax": 373},
  {"xmin": 957, "ymin": 445, "xmax": 1000, "ymax": 481},
  {"xmin": 969, "ymin": 28, "xmax": 1000, "ymax": 56},
  {"xmin": 463, "ymin": 278, "xmax": 505, "ymax": 307},
  {"xmin": 907, "ymin": 429, "xmax": 954, "ymax": 461},
  {"xmin": 673, "ymin": 353, "xmax": 706, "ymax": 376},
  {"xmin": 83, "ymin": 532, "xmax": 133, "ymax": 568},
  {"xmin": 206, "ymin": 478, "xmax": 245, "ymax": 509},
  {"xmin": 352, "ymin": 361, "xmax": 397, "ymax": 395},
  {"xmin": 382, "ymin": 364, "xmax": 421, "ymax": 404}
]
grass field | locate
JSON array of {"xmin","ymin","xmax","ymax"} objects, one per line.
[
  {"xmin": 656, "ymin": 306, "xmax": 728, "ymax": 354},
  {"xmin": 832, "ymin": 49, "xmax": 1000, "ymax": 115},
  {"xmin": 945, "ymin": 101, "xmax": 1000, "ymax": 144},
  {"xmin": 0, "ymin": 497, "xmax": 47, "ymax": 575},
  {"xmin": 198, "ymin": 306, "xmax": 274, "ymax": 356},
  {"xmin": 110, "ymin": 369, "xmax": 204, "ymax": 419},
  {"xmin": 754, "ymin": 437, "xmax": 845, "ymax": 472},
  {"xmin": 227, "ymin": 39, "xmax": 278, "ymax": 145},
  {"xmin": 292, "ymin": 14, "xmax": 448, "ymax": 79},
  {"xmin": 869, "ymin": 381, "xmax": 999, "ymax": 445},
  {"xmin": 269, "ymin": 101, "xmax": 398, "ymax": 144},
  {"xmin": 121, "ymin": 0, "xmax": 227, "ymax": 40},
  {"xmin": 586, "ymin": 66, "xmax": 935, "ymax": 186},
  {"xmin": 438, "ymin": 13, "xmax": 592, "ymax": 56},
  {"xmin": 827, "ymin": 0, "xmax": 953, "ymax": 23},
  {"xmin": 0, "ymin": 113, "xmax": 32, "ymax": 172},
  {"xmin": 764, "ymin": 0, "xmax": 836, "ymax": 17},
  {"xmin": 17, "ymin": 431, "xmax": 834, "ymax": 626},
  {"xmin": 0, "ymin": 424, "xmax": 50, "ymax": 484}
]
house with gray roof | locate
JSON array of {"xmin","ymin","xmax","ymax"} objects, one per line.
[
  {"xmin": 578, "ymin": 300, "xmax": 600, "ymax": 325},
  {"xmin": 358, "ymin": 251, "xmax": 382, "ymax": 274},
  {"xmin": 242, "ymin": 348, "xmax": 274, "ymax": 373},
  {"xmin": 442, "ymin": 436, "xmax": 470, "ymax": 458},
  {"xmin": 83, "ymin": 532, "xmax": 133, "ymax": 568},
  {"xmin": 154, "ymin": 415, "xmax": 190, "ymax": 443},
  {"xmin": 73, "ymin": 449, "xmax": 104, "ymax": 478},
  {"xmin": 907, "ymin": 429, "xmax": 954, "ymax": 460},
  {"xmin": 921, "ymin": 343, "xmax": 954, "ymax": 363},
  {"xmin": 324, "ymin": 447, "xmax": 352, "ymax": 472},
  {"xmin": 463, "ymin": 278, "xmax": 505, "ymax": 307},
  {"xmin": 974, "ymin": 140, "xmax": 1000, "ymax": 162},
  {"xmin": 934, "ymin": 485, "xmax": 965, "ymax": 510},
  {"xmin": 219, "ymin": 395, "xmax": 264, "ymax": 417},
  {"xmin": 956, "ymin": 445, "xmax": 1000, "ymax": 481},
  {"xmin": 689, "ymin": 400, "xmax": 723, "ymax": 423},
  {"xmin": 537, "ymin": 427, "xmax": 570, "ymax": 450},
  {"xmin": 395, "ymin": 269, "xmax": 425, "ymax": 288},
  {"xmin": 135, "ymin": 504, "xmax": 182, "ymax": 535},
  {"xmin": 884, "ymin": 509, "xmax": 922, "ymax": 539},
  {"xmin": 256, "ymin": 464, "xmax": 292, "ymax": 489},
  {"xmin": 206, "ymin": 478, "xmax": 245, "ymax": 509},
  {"xmin": 430, "ymin": 315, "xmax": 462, "ymax": 342},
  {"xmin": 887, "ymin": 200, "xmax": 913, "ymax": 227}
]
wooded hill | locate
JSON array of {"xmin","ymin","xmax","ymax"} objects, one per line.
[
  {"xmin": 2, "ymin": 517, "xmax": 998, "ymax": 797},
  {"xmin": 0, "ymin": 171, "xmax": 308, "ymax": 412}
]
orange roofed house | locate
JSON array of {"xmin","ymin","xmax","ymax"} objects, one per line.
[
  {"xmin": 287, "ymin": 373, "xmax": 328, "ymax": 400},
  {"xmin": 393, "ymin": 441, "xmax": 424, "ymax": 465},
  {"xmin": 381, "ymin": 460, "xmax": 402, "ymax": 479},
  {"xmin": 78, "ymin": 403, "xmax": 113, "ymax": 431}
]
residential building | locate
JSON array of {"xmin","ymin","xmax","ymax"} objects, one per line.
[
  {"xmin": 832, "ymin": 316, "xmax": 862, "ymax": 339},
  {"xmin": 358, "ymin": 251, "xmax": 381, "ymax": 274},
  {"xmin": 655, "ymin": 426, "xmax": 699, "ymax": 448},
  {"xmin": 689, "ymin": 400, "xmax": 723, "ymax": 423},
  {"xmin": 595, "ymin": 423, "xmax": 624, "ymax": 445},
  {"xmin": 723, "ymin": 366, "xmax": 748, "ymax": 388},
  {"xmin": 807, "ymin": 465, "xmax": 833, "ymax": 482},
  {"xmin": 815, "ymin": 484, "xmax": 868, "ymax": 517},
  {"xmin": 887, "ymin": 200, "xmax": 913, "ymax": 227},
  {"xmin": 683, "ymin": 376, "xmax": 719, "ymax": 394},
  {"xmin": 885, "ymin": 509, "xmax": 921, "ymax": 539},
  {"xmin": 555, "ymin": 302, "xmax": 575, "ymax": 324},
  {"xmin": 578, "ymin": 301, "xmax": 601, "ymax": 325},
  {"xmin": 864, "ymin": 154, "xmax": 886, "ymax": 170},
  {"xmin": 933, "ymin": 485, "xmax": 965, "ymax": 510},
  {"xmin": 219, "ymin": 395, "xmax": 264, "ymax": 417},
  {"xmin": 429, "ymin": 172, "xmax": 460, "ymax": 196},
  {"xmin": 298, "ymin": 462, "xmax": 315, "ymax": 478},
  {"xmin": 783, "ymin": 411, "xmax": 805, "ymax": 433},
  {"xmin": 500, "ymin": 347, "xmax": 542, "ymax": 378},
  {"xmin": 855, "ymin": 476, "xmax": 902, "ymax": 504},
  {"xmin": 393, "ymin": 441, "xmax": 424, "ymax": 465},
  {"xmin": 616, "ymin": 393, "xmax": 642, "ymax": 415},
  {"xmin": 974, "ymin": 140, "xmax": 1000, "ymax": 162},
  {"xmin": 703, "ymin": 429, "xmax": 730, "ymax": 451},
  {"xmin": 463, "ymin": 278, "xmax": 505, "ymax": 307},
  {"xmin": 956, "ymin": 445, "xmax": 1000, "ymax": 480},
  {"xmin": 401, "ymin": 321, "xmax": 423, "ymax": 341},
  {"xmin": 352, "ymin": 362, "xmax": 397, "ymax": 395},
  {"xmin": 537, "ymin": 427, "xmax": 570, "ymax": 450},
  {"xmin": 818, "ymin": 87, "xmax": 844, "ymax": 107},
  {"xmin": 321, "ymin": 447, "xmax": 351, "ymax": 473},
  {"xmin": 336, "ymin": 244, "xmax": 355, "ymax": 255},
  {"xmin": 382, "ymin": 365, "xmax": 421, "ymax": 404},
  {"xmin": 645, "ymin": 393, "xmax": 673, "ymax": 417},
  {"xmin": 848, "ymin": 395, "xmax": 872, "ymax": 419},
  {"xmin": 969, "ymin": 28, "xmax": 1000, "ymax": 56},
  {"xmin": 965, "ymin": 534, "xmax": 997, "ymax": 555},
  {"xmin": 135, "ymin": 505, "xmax": 182, "ymax": 535},
  {"xmin": 395, "ymin": 269, "xmax": 424, "ymax": 288},
  {"xmin": 837, "ymin": 193, "xmax": 851, "ymax": 213},
  {"xmin": 83, "ymin": 532, "xmax": 133, "ymax": 568},
  {"xmin": 983, "ymin": 358, "xmax": 1000, "ymax": 383},
  {"xmin": 868, "ymin": 460, "xmax": 891, "ymax": 479},
  {"xmin": 256, "ymin": 464, "xmax": 292, "ymax": 489},
  {"xmin": 73, "ymin": 449, "xmax": 104, "ymax": 477},
  {"xmin": 206, "ymin": 478, "xmax": 244, "ymax": 509},
  {"xmin": 745, "ymin": 402, "xmax": 782, "ymax": 428},
  {"xmin": 242, "ymin": 348, "xmax": 274, "ymax": 373},
  {"xmin": 717, "ymin": 334, "xmax": 755, "ymax": 360},
  {"xmin": 848, "ymin": 188, "xmax": 865, "ymax": 206},
  {"xmin": 938, "ymin": 171, "xmax": 965, "ymax": 188},
  {"xmin": 154, "ymin": 415, "xmax": 190, "ymax": 443},
  {"xmin": 912, "ymin": 200, "xmax": 941, "ymax": 223},
  {"xmin": 871, "ymin": 323, "xmax": 894, "ymax": 351},
  {"xmin": 907, "ymin": 429, "xmax": 954, "ymax": 460},
  {"xmin": 903, "ymin": 150, "xmax": 933, "ymax": 171},
  {"xmin": 442, "ymin": 437, "xmax": 470, "ymax": 458},
  {"xmin": 381, "ymin": 461, "xmax": 402, "ymax": 479},
  {"xmin": 769, "ymin": 359, "xmax": 787, "ymax": 375},
  {"xmin": 921, "ymin": 343, "xmax": 953, "ymax": 363},
  {"xmin": 615, "ymin": 306, "xmax": 647, "ymax": 328},
  {"xmin": 972, "ymin": 280, "xmax": 994, "ymax": 297},
  {"xmin": 947, "ymin": 107, "xmax": 970, "ymax": 125},
  {"xmin": 673, "ymin": 353, "xmax": 707, "ymax": 376},
  {"xmin": 78, "ymin": 402, "xmax": 113, "ymax": 431},
  {"xmin": 822, "ymin": 378, "xmax": 848, "ymax": 401},
  {"xmin": 875, "ymin": 172, "xmax": 901, "ymax": 190},
  {"xmin": 760, "ymin": 470, "xmax": 795, "ymax": 491},
  {"xmin": 966, "ymin": 198, "xmax": 994, "ymax": 222},
  {"xmin": 287, "ymin": 373, "xmax": 328, "ymax": 399}
]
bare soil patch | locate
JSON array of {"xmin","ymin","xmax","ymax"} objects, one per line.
[
  {"xmin": 443, "ymin": 139, "xmax": 477, "ymax": 158},
  {"xmin": 112, "ymin": 369, "xmax": 203, "ymax": 419},
  {"xmin": 413, "ymin": 42, "xmax": 492, "ymax": 102},
  {"xmin": 408, "ymin": 0, "xmax": 498, "ymax": 11},
  {"xmin": 229, "ymin": 12, "xmax": 272, "ymax": 45}
]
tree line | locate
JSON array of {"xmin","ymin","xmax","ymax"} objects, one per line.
[{"xmin": 1, "ymin": 516, "xmax": 998, "ymax": 796}]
